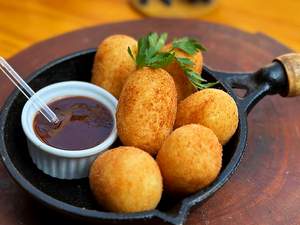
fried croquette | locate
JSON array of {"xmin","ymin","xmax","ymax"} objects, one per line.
[
  {"xmin": 175, "ymin": 88, "xmax": 238, "ymax": 145},
  {"xmin": 91, "ymin": 34, "xmax": 137, "ymax": 98},
  {"xmin": 162, "ymin": 43, "xmax": 203, "ymax": 101},
  {"xmin": 117, "ymin": 67, "xmax": 177, "ymax": 155},
  {"xmin": 89, "ymin": 146, "xmax": 163, "ymax": 213},
  {"xmin": 156, "ymin": 124, "xmax": 222, "ymax": 195}
]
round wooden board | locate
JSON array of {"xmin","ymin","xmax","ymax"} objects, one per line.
[{"xmin": 0, "ymin": 19, "xmax": 299, "ymax": 225}]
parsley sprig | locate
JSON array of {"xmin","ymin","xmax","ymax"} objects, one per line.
[
  {"xmin": 128, "ymin": 32, "xmax": 175, "ymax": 69},
  {"xmin": 172, "ymin": 37, "xmax": 206, "ymax": 55},
  {"xmin": 175, "ymin": 57, "xmax": 218, "ymax": 89},
  {"xmin": 128, "ymin": 32, "xmax": 217, "ymax": 90}
]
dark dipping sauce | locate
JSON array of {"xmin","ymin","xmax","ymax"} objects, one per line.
[{"xmin": 33, "ymin": 96, "xmax": 114, "ymax": 150}]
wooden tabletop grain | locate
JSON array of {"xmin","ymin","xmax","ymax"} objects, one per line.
[
  {"xmin": 1, "ymin": 19, "xmax": 299, "ymax": 225},
  {"xmin": 0, "ymin": 0, "xmax": 299, "ymax": 58}
]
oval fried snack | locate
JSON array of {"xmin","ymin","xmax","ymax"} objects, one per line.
[
  {"xmin": 89, "ymin": 146, "xmax": 163, "ymax": 212},
  {"xmin": 157, "ymin": 124, "xmax": 222, "ymax": 195},
  {"xmin": 117, "ymin": 67, "xmax": 177, "ymax": 155},
  {"xmin": 162, "ymin": 43, "xmax": 203, "ymax": 101},
  {"xmin": 91, "ymin": 34, "xmax": 137, "ymax": 98},
  {"xmin": 175, "ymin": 88, "xmax": 238, "ymax": 145}
]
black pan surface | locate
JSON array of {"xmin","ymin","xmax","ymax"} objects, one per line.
[{"xmin": 0, "ymin": 49, "xmax": 288, "ymax": 225}]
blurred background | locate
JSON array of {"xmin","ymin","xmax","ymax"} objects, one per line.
[{"xmin": 0, "ymin": 0, "xmax": 299, "ymax": 58}]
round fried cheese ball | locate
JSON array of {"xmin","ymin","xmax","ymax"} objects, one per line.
[
  {"xmin": 89, "ymin": 146, "xmax": 163, "ymax": 213},
  {"xmin": 117, "ymin": 67, "xmax": 177, "ymax": 155},
  {"xmin": 91, "ymin": 34, "xmax": 137, "ymax": 98},
  {"xmin": 162, "ymin": 43, "xmax": 203, "ymax": 101},
  {"xmin": 175, "ymin": 88, "xmax": 238, "ymax": 145},
  {"xmin": 156, "ymin": 124, "xmax": 222, "ymax": 195}
]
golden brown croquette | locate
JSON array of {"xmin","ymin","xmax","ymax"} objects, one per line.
[
  {"xmin": 162, "ymin": 43, "xmax": 203, "ymax": 101},
  {"xmin": 91, "ymin": 34, "xmax": 137, "ymax": 98},
  {"xmin": 117, "ymin": 67, "xmax": 177, "ymax": 155},
  {"xmin": 175, "ymin": 88, "xmax": 238, "ymax": 145},
  {"xmin": 89, "ymin": 146, "xmax": 163, "ymax": 213},
  {"xmin": 156, "ymin": 124, "xmax": 222, "ymax": 195}
]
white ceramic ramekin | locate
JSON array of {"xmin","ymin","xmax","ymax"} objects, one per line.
[{"xmin": 21, "ymin": 81, "xmax": 118, "ymax": 179}]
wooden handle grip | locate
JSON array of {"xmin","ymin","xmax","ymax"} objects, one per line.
[{"xmin": 275, "ymin": 53, "xmax": 300, "ymax": 97}]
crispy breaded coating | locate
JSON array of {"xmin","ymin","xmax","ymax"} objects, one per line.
[
  {"xmin": 162, "ymin": 43, "xmax": 203, "ymax": 101},
  {"xmin": 117, "ymin": 67, "xmax": 177, "ymax": 155},
  {"xmin": 91, "ymin": 34, "xmax": 137, "ymax": 98},
  {"xmin": 89, "ymin": 146, "xmax": 163, "ymax": 213},
  {"xmin": 157, "ymin": 124, "xmax": 222, "ymax": 195},
  {"xmin": 175, "ymin": 88, "xmax": 238, "ymax": 145}
]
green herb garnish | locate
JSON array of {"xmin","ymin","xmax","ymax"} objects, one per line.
[
  {"xmin": 176, "ymin": 57, "xmax": 218, "ymax": 89},
  {"xmin": 128, "ymin": 32, "xmax": 175, "ymax": 69},
  {"xmin": 172, "ymin": 37, "xmax": 206, "ymax": 55},
  {"xmin": 128, "ymin": 32, "xmax": 217, "ymax": 90}
]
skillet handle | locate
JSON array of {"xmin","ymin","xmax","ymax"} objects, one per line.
[
  {"xmin": 211, "ymin": 53, "xmax": 300, "ymax": 114},
  {"xmin": 275, "ymin": 53, "xmax": 300, "ymax": 97}
]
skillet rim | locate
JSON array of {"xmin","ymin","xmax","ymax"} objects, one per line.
[{"xmin": 0, "ymin": 49, "xmax": 248, "ymax": 225}]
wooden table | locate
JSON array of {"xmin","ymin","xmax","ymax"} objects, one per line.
[
  {"xmin": 0, "ymin": 17, "xmax": 299, "ymax": 225},
  {"xmin": 0, "ymin": 2, "xmax": 300, "ymax": 225},
  {"xmin": 0, "ymin": 0, "xmax": 299, "ymax": 58}
]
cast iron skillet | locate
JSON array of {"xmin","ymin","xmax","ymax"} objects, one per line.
[{"xmin": 0, "ymin": 49, "xmax": 299, "ymax": 225}]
